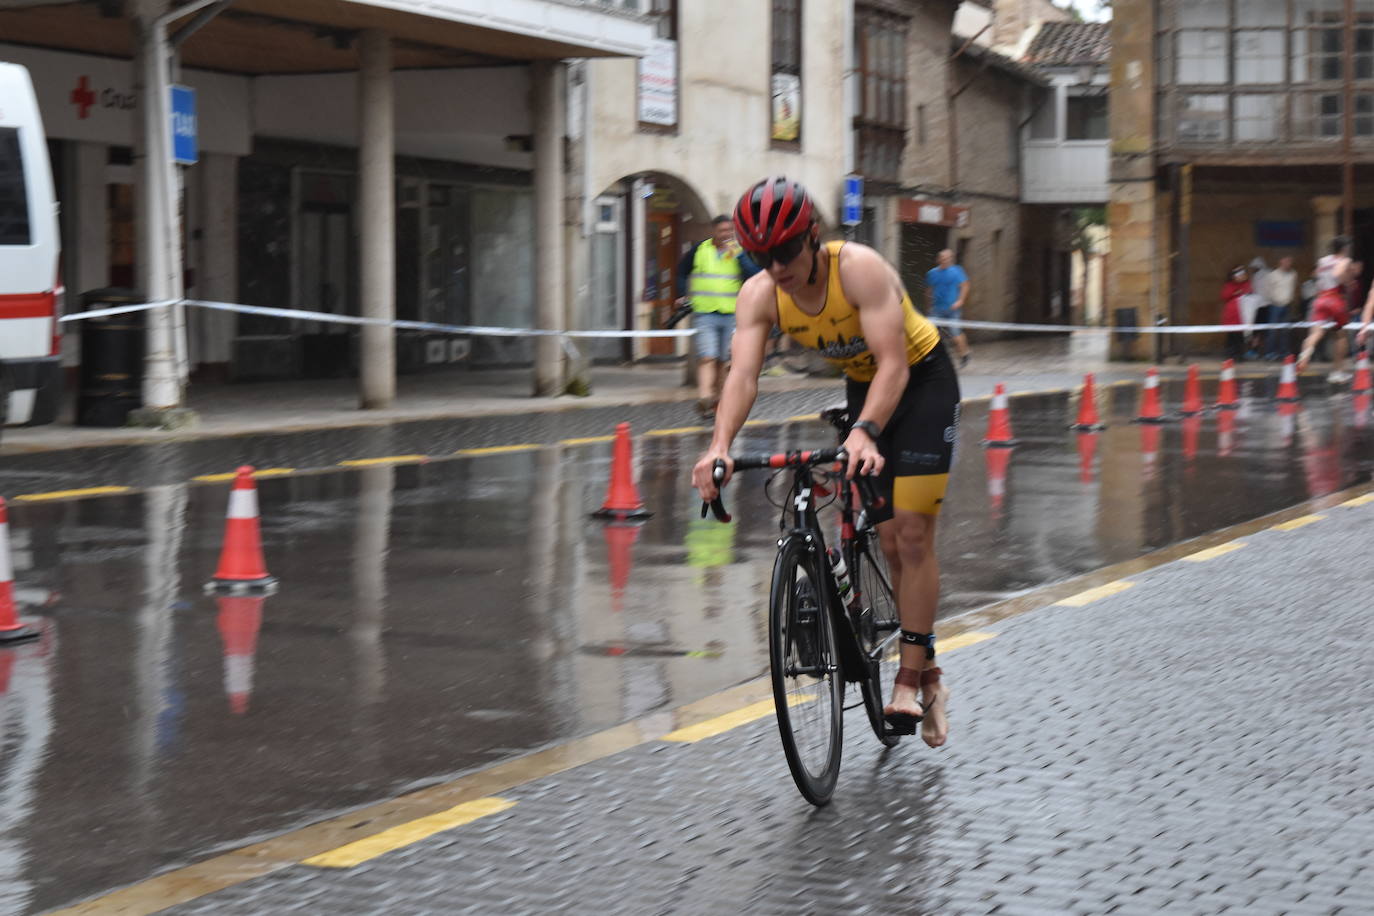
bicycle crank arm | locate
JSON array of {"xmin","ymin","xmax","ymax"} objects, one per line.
[{"xmin": 785, "ymin": 663, "xmax": 839, "ymax": 677}]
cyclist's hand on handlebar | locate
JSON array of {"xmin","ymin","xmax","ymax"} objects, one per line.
[
  {"xmin": 692, "ymin": 451, "xmax": 734, "ymax": 502},
  {"xmin": 842, "ymin": 430, "xmax": 884, "ymax": 480}
]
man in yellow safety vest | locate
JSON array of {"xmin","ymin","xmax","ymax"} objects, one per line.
[{"xmin": 675, "ymin": 215, "xmax": 760, "ymax": 418}]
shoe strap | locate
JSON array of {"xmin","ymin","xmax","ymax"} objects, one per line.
[
  {"xmin": 920, "ymin": 666, "xmax": 942, "ymax": 688},
  {"xmin": 894, "ymin": 667, "xmax": 923, "ymax": 690}
]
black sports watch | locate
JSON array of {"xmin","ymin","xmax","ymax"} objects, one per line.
[{"xmin": 851, "ymin": 419, "xmax": 882, "ymax": 441}]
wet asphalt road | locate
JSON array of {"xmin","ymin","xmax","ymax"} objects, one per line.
[{"xmin": 1, "ymin": 378, "xmax": 1372, "ymax": 913}]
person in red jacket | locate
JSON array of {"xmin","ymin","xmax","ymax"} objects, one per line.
[{"xmin": 1220, "ymin": 265, "xmax": 1252, "ymax": 361}]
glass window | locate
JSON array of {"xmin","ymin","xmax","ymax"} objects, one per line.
[
  {"xmin": 1177, "ymin": 93, "xmax": 1228, "ymax": 142},
  {"xmin": 0, "ymin": 127, "xmax": 31, "ymax": 246},
  {"xmin": 854, "ymin": 5, "xmax": 908, "ymax": 181},
  {"xmin": 1029, "ymin": 89, "xmax": 1057, "ymax": 139},
  {"xmin": 1177, "ymin": 0, "xmax": 1228, "ymax": 28},
  {"xmin": 1236, "ymin": 30, "xmax": 1286, "ymax": 83},
  {"xmin": 1177, "ymin": 30, "xmax": 1228, "ymax": 83},
  {"xmin": 1066, "ymin": 94, "xmax": 1108, "ymax": 139},
  {"xmin": 771, "ymin": 0, "xmax": 803, "ymax": 143},
  {"xmin": 1234, "ymin": 93, "xmax": 1284, "ymax": 140}
]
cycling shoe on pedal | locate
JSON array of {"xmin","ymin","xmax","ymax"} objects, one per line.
[{"xmin": 882, "ymin": 667, "xmax": 925, "ymax": 735}]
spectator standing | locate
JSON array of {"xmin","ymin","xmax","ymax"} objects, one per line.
[
  {"xmin": 675, "ymin": 216, "xmax": 760, "ymax": 418},
  {"xmin": 1261, "ymin": 256, "xmax": 1298, "ymax": 360},
  {"xmin": 1220, "ymin": 265, "xmax": 1252, "ymax": 361},
  {"xmin": 925, "ymin": 249, "xmax": 971, "ymax": 367}
]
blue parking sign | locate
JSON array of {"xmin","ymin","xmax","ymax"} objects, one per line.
[
  {"xmin": 842, "ymin": 174, "xmax": 863, "ymax": 226},
  {"xmin": 171, "ymin": 85, "xmax": 198, "ymax": 165}
]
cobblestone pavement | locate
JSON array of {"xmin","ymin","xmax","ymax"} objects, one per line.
[{"xmin": 155, "ymin": 491, "xmax": 1374, "ymax": 915}]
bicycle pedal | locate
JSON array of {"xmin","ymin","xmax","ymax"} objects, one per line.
[{"xmin": 883, "ymin": 712, "xmax": 920, "ymax": 736}]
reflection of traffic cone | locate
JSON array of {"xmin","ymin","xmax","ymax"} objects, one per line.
[
  {"xmin": 1275, "ymin": 356, "xmax": 1300, "ymax": 402},
  {"xmin": 982, "ymin": 384, "xmax": 1019, "ymax": 446},
  {"xmin": 1278, "ymin": 400, "xmax": 1299, "ymax": 446},
  {"xmin": 1217, "ymin": 409, "xmax": 1237, "ymax": 457},
  {"xmin": 1215, "ymin": 359, "xmax": 1240, "ymax": 410},
  {"xmin": 604, "ymin": 522, "xmax": 642, "ymax": 613},
  {"xmin": 1182, "ymin": 414, "xmax": 1201, "ymax": 463},
  {"xmin": 0, "ymin": 499, "xmax": 38, "ymax": 645},
  {"xmin": 1076, "ymin": 431, "xmax": 1098, "ymax": 483},
  {"xmin": 216, "ymin": 595, "xmax": 265, "ymax": 715},
  {"xmin": 985, "ymin": 446, "xmax": 1011, "ymax": 519},
  {"xmin": 1069, "ymin": 374, "xmax": 1106, "ymax": 430},
  {"xmin": 1353, "ymin": 351, "xmax": 1371, "ymax": 394},
  {"xmin": 1180, "ymin": 364, "xmax": 1204, "ymax": 416},
  {"xmin": 1140, "ymin": 423, "xmax": 1161, "ymax": 479},
  {"xmin": 1355, "ymin": 393, "xmax": 1371, "ymax": 430},
  {"xmin": 207, "ymin": 467, "xmax": 277, "ymax": 594},
  {"xmin": 1135, "ymin": 368, "xmax": 1167, "ymax": 423},
  {"xmin": 592, "ymin": 423, "xmax": 652, "ymax": 520},
  {"xmin": 0, "ymin": 649, "xmax": 14, "ymax": 694}
]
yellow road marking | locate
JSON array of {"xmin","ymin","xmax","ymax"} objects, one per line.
[
  {"xmin": 1273, "ymin": 514, "xmax": 1325, "ymax": 531},
  {"xmin": 338, "ymin": 455, "xmax": 428, "ymax": 467},
  {"xmin": 454, "ymin": 444, "xmax": 539, "ymax": 456},
  {"xmin": 302, "ymin": 797, "xmax": 517, "ymax": 869},
  {"xmin": 1341, "ymin": 493, "xmax": 1374, "ymax": 507},
  {"xmin": 644, "ymin": 426, "xmax": 705, "ymax": 436},
  {"xmin": 1056, "ymin": 580, "xmax": 1134, "ymax": 607},
  {"xmin": 13, "ymin": 486, "xmax": 132, "ymax": 502},
  {"xmin": 785, "ymin": 413, "xmax": 820, "ymax": 423},
  {"xmin": 742, "ymin": 419, "xmax": 774, "ymax": 427},
  {"xmin": 1183, "ymin": 542, "xmax": 1247, "ymax": 562},
  {"xmin": 192, "ymin": 468, "xmax": 295, "ymax": 483},
  {"xmin": 663, "ymin": 695, "xmax": 814, "ymax": 743},
  {"xmin": 559, "ymin": 435, "xmax": 614, "ymax": 446},
  {"xmin": 939, "ymin": 630, "xmax": 998, "ymax": 652}
]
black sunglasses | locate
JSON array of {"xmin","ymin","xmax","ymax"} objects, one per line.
[{"xmin": 749, "ymin": 234, "xmax": 808, "ymax": 269}]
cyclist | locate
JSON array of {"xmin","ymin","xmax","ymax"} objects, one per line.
[{"xmin": 691, "ymin": 176, "xmax": 960, "ymax": 748}]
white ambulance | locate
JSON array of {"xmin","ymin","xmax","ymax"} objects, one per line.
[{"xmin": 0, "ymin": 61, "xmax": 63, "ymax": 431}]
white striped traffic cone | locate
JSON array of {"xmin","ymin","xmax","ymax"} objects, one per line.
[
  {"xmin": 0, "ymin": 499, "xmax": 39, "ymax": 645},
  {"xmin": 206, "ymin": 467, "xmax": 277, "ymax": 595}
]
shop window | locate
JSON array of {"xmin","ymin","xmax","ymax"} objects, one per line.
[
  {"xmin": 854, "ymin": 6, "xmax": 908, "ymax": 182},
  {"xmin": 1066, "ymin": 94, "xmax": 1108, "ymax": 140},
  {"xmin": 771, "ymin": 0, "xmax": 802, "ymax": 146}
]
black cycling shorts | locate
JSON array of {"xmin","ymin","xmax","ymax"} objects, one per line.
[{"xmin": 845, "ymin": 340, "xmax": 961, "ymax": 520}]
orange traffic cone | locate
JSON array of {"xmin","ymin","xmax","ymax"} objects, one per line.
[
  {"xmin": 982, "ymin": 383, "xmax": 1019, "ymax": 447},
  {"xmin": 1353, "ymin": 351, "xmax": 1371, "ymax": 395},
  {"xmin": 1140, "ymin": 423, "xmax": 1161, "ymax": 479},
  {"xmin": 1135, "ymin": 367, "xmax": 1167, "ymax": 423},
  {"xmin": 1180, "ymin": 364, "xmax": 1204, "ymax": 416},
  {"xmin": 984, "ymin": 446, "xmax": 1011, "ymax": 519},
  {"xmin": 206, "ymin": 467, "xmax": 278, "ymax": 594},
  {"xmin": 1182, "ymin": 414, "xmax": 1201, "ymax": 463},
  {"xmin": 1275, "ymin": 355, "xmax": 1300, "ymax": 402},
  {"xmin": 217, "ymin": 594, "xmax": 265, "ymax": 715},
  {"xmin": 1354, "ymin": 392, "xmax": 1371, "ymax": 430},
  {"xmin": 604, "ymin": 522, "xmax": 642, "ymax": 613},
  {"xmin": 1215, "ymin": 359, "xmax": 1240, "ymax": 410},
  {"xmin": 1076, "ymin": 430, "xmax": 1098, "ymax": 484},
  {"xmin": 0, "ymin": 499, "xmax": 38, "ymax": 645},
  {"xmin": 592, "ymin": 423, "xmax": 652, "ymax": 520},
  {"xmin": 1069, "ymin": 374, "xmax": 1106, "ymax": 430},
  {"xmin": 1216, "ymin": 409, "xmax": 1237, "ymax": 457}
]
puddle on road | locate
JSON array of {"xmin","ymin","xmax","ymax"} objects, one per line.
[{"xmin": 1, "ymin": 379, "xmax": 1371, "ymax": 913}]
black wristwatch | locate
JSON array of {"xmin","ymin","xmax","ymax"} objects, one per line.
[{"xmin": 852, "ymin": 419, "xmax": 882, "ymax": 441}]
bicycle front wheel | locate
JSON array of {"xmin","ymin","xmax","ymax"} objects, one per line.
[
  {"xmin": 768, "ymin": 537, "xmax": 844, "ymax": 806},
  {"xmin": 853, "ymin": 532, "xmax": 902, "ymax": 747}
]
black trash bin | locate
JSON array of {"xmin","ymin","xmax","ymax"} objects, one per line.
[{"xmin": 77, "ymin": 288, "xmax": 146, "ymax": 428}]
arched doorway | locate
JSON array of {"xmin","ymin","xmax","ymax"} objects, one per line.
[{"xmin": 589, "ymin": 171, "xmax": 709, "ymax": 362}]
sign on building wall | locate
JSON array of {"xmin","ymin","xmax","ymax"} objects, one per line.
[
  {"xmin": 638, "ymin": 38, "xmax": 677, "ymax": 126},
  {"xmin": 771, "ymin": 73, "xmax": 800, "ymax": 142},
  {"xmin": 170, "ymin": 84, "xmax": 198, "ymax": 165},
  {"xmin": 898, "ymin": 198, "xmax": 970, "ymax": 229}
]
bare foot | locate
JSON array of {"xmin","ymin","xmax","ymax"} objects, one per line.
[
  {"xmin": 883, "ymin": 681, "xmax": 925, "ymax": 719},
  {"xmin": 921, "ymin": 682, "xmax": 950, "ymax": 748}
]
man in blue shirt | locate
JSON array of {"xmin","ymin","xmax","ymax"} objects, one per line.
[{"xmin": 925, "ymin": 248, "xmax": 971, "ymax": 367}]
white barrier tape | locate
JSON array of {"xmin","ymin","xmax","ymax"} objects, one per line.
[
  {"xmin": 934, "ymin": 316, "xmax": 1370, "ymax": 334},
  {"xmin": 57, "ymin": 299, "xmax": 179, "ymax": 322}
]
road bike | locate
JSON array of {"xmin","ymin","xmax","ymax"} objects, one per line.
[{"xmin": 700, "ymin": 407, "xmax": 904, "ymax": 806}]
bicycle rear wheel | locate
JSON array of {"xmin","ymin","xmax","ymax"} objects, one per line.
[
  {"xmin": 769, "ymin": 537, "xmax": 843, "ymax": 806},
  {"xmin": 852, "ymin": 532, "xmax": 902, "ymax": 747}
]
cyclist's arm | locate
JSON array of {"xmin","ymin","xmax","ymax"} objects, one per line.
[
  {"xmin": 710, "ymin": 274, "xmax": 774, "ymax": 452},
  {"xmin": 842, "ymin": 246, "xmax": 911, "ymax": 435}
]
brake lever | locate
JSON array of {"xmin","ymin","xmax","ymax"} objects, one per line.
[{"xmin": 700, "ymin": 459, "xmax": 733, "ymax": 522}]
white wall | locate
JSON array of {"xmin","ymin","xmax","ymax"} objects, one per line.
[{"xmin": 253, "ymin": 68, "xmax": 533, "ymax": 168}]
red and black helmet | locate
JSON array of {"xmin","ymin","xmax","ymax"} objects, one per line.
[{"xmin": 733, "ymin": 176, "xmax": 814, "ymax": 252}]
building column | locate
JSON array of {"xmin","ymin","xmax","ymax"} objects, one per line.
[
  {"xmin": 1312, "ymin": 195, "xmax": 1343, "ymax": 260},
  {"xmin": 358, "ymin": 29, "xmax": 395, "ymax": 409},
  {"xmin": 197, "ymin": 152, "xmax": 238, "ymax": 378},
  {"xmin": 533, "ymin": 60, "xmax": 568, "ymax": 397}
]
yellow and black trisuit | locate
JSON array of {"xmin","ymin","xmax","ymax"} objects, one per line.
[{"xmin": 775, "ymin": 241, "xmax": 961, "ymax": 518}]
